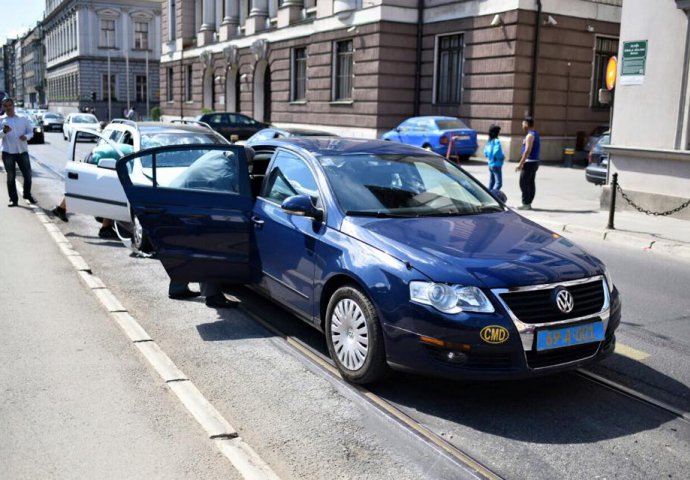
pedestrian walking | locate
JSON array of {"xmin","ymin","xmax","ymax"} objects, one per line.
[
  {"xmin": 484, "ymin": 124, "xmax": 504, "ymax": 191},
  {"xmin": 515, "ymin": 116, "xmax": 540, "ymax": 210},
  {"xmin": 0, "ymin": 97, "xmax": 36, "ymax": 206},
  {"xmin": 126, "ymin": 107, "xmax": 136, "ymax": 121}
]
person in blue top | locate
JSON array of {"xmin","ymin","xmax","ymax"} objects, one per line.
[
  {"xmin": 515, "ymin": 116, "xmax": 541, "ymax": 210},
  {"xmin": 484, "ymin": 124, "xmax": 504, "ymax": 191}
]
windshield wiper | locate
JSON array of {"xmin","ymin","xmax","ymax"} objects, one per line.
[{"xmin": 345, "ymin": 210, "xmax": 419, "ymax": 218}]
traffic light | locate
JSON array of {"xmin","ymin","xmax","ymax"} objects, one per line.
[{"xmin": 91, "ymin": 91, "xmax": 96, "ymax": 101}]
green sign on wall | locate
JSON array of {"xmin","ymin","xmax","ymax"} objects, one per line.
[{"xmin": 621, "ymin": 40, "xmax": 647, "ymax": 85}]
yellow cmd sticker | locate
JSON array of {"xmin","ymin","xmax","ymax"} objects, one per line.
[{"xmin": 480, "ymin": 325, "xmax": 510, "ymax": 344}]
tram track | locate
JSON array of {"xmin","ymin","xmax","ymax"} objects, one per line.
[{"xmin": 239, "ymin": 306, "xmax": 504, "ymax": 480}]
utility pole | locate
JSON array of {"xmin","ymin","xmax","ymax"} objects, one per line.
[{"xmin": 107, "ymin": 29, "xmax": 112, "ymax": 121}]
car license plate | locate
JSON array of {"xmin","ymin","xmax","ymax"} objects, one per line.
[
  {"xmin": 536, "ymin": 322, "xmax": 604, "ymax": 351},
  {"xmin": 455, "ymin": 135, "xmax": 471, "ymax": 141}
]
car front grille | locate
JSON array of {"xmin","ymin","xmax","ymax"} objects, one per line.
[
  {"xmin": 499, "ymin": 279, "xmax": 605, "ymax": 324},
  {"xmin": 525, "ymin": 342, "xmax": 600, "ymax": 369}
]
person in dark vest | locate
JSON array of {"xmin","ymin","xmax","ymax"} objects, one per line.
[{"xmin": 515, "ymin": 116, "xmax": 541, "ymax": 210}]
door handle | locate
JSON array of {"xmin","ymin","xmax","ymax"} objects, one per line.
[
  {"xmin": 251, "ymin": 216, "xmax": 265, "ymax": 228},
  {"xmin": 68, "ymin": 172, "xmax": 78, "ymax": 179}
]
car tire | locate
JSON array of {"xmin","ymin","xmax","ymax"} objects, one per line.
[
  {"xmin": 325, "ymin": 285, "xmax": 390, "ymax": 385},
  {"xmin": 131, "ymin": 213, "xmax": 153, "ymax": 253}
]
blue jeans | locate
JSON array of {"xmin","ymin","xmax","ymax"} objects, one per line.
[
  {"xmin": 488, "ymin": 166, "xmax": 503, "ymax": 191},
  {"xmin": 2, "ymin": 151, "xmax": 32, "ymax": 203}
]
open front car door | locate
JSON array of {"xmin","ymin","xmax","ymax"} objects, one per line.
[{"xmin": 116, "ymin": 144, "xmax": 259, "ymax": 284}]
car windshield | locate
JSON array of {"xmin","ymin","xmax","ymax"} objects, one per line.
[
  {"xmin": 45, "ymin": 113, "xmax": 62, "ymax": 119},
  {"xmin": 318, "ymin": 153, "xmax": 502, "ymax": 217},
  {"xmin": 435, "ymin": 119, "xmax": 467, "ymax": 130},
  {"xmin": 73, "ymin": 115, "xmax": 98, "ymax": 124}
]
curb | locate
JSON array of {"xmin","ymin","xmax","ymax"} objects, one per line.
[
  {"xmin": 533, "ymin": 218, "xmax": 690, "ymax": 260},
  {"xmin": 13, "ymin": 178, "xmax": 281, "ymax": 480}
]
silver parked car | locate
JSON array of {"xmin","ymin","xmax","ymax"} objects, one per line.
[{"xmin": 42, "ymin": 112, "xmax": 65, "ymax": 131}]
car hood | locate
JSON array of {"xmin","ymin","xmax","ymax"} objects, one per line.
[{"xmin": 340, "ymin": 211, "xmax": 602, "ymax": 289}]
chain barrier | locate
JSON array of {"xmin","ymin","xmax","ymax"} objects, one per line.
[{"xmin": 615, "ymin": 183, "xmax": 690, "ymax": 217}]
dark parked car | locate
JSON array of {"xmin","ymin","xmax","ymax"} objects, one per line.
[
  {"xmin": 584, "ymin": 125, "xmax": 610, "ymax": 154},
  {"xmin": 196, "ymin": 112, "xmax": 268, "ymax": 141},
  {"xmin": 246, "ymin": 127, "xmax": 337, "ymax": 146},
  {"xmin": 116, "ymin": 138, "xmax": 620, "ymax": 384},
  {"xmin": 381, "ymin": 116, "xmax": 478, "ymax": 160},
  {"xmin": 585, "ymin": 133, "xmax": 610, "ymax": 186},
  {"xmin": 19, "ymin": 113, "xmax": 44, "ymax": 144}
]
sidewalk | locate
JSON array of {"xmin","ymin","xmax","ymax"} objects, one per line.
[
  {"xmin": 463, "ymin": 160, "xmax": 690, "ymax": 259},
  {"xmin": 0, "ymin": 199, "xmax": 240, "ymax": 478}
]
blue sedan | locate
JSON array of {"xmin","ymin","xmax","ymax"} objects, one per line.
[
  {"xmin": 382, "ymin": 116, "xmax": 478, "ymax": 159},
  {"xmin": 116, "ymin": 138, "xmax": 620, "ymax": 384}
]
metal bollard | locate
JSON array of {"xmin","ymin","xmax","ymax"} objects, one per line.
[{"xmin": 607, "ymin": 172, "xmax": 618, "ymax": 230}]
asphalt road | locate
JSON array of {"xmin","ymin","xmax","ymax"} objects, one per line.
[{"xmin": 11, "ymin": 131, "xmax": 690, "ymax": 479}]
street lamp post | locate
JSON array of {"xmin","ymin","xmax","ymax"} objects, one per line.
[
  {"xmin": 107, "ymin": 29, "xmax": 112, "ymax": 121},
  {"xmin": 145, "ymin": 48, "xmax": 150, "ymax": 119}
]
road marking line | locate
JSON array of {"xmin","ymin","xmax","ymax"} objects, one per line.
[
  {"xmin": 616, "ymin": 343, "xmax": 650, "ymax": 361},
  {"xmin": 16, "ymin": 179, "xmax": 282, "ymax": 480}
]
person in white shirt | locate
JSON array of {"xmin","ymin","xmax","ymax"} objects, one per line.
[{"xmin": 0, "ymin": 97, "xmax": 35, "ymax": 206}]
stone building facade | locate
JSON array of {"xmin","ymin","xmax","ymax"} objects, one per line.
[
  {"xmin": 161, "ymin": 0, "xmax": 621, "ymax": 160},
  {"xmin": 21, "ymin": 25, "xmax": 47, "ymax": 108},
  {"xmin": 44, "ymin": 0, "xmax": 161, "ymax": 120}
]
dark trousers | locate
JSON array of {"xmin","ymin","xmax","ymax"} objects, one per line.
[
  {"xmin": 519, "ymin": 161, "xmax": 539, "ymax": 206},
  {"xmin": 168, "ymin": 281, "xmax": 222, "ymax": 298},
  {"xmin": 2, "ymin": 151, "xmax": 32, "ymax": 203}
]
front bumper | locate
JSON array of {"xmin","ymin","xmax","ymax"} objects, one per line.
[{"xmin": 381, "ymin": 281, "xmax": 621, "ymax": 381}]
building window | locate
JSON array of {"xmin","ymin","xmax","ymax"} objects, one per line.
[
  {"xmin": 136, "ymin": 75, "xmax": 147, "ymax": 102},
  {"xmin": 591, "ymin": 36, "xmax": 619, "ymax": 109},
  {"xmin": 102, "ymin": 73, "xmax": 116, "ymax": 100},
  {"xmin": 167, "ymin": 67, "xmax": 174, "ymax": 101},
  {"xmin": 291, "ymin": 47, "xmax": 307, "ymax": 102},
  {"xmin": 134, "ymin": 22, "xmax": 149, "ymax": 50},
  {"xmin": 185, "ymin": 64, "xmax": 193, "ymax": 101},
  {"xmin": 100, "ymin": 19, "xmax": 116, "ymax": 48},
  {"xmin": 435, "ymin": 34, "xmax": 463, "ymax": 105},
  {"xmin": 333, "ymin": 40, "xmax": 353, "ymax": 101}
]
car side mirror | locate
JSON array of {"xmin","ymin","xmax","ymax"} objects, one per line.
[
  {"xmin": 490, "ymin": 189, "xmax": 507, "ymax": 204},
  {"xmin": 281, "ymin": 195, "xmax": 323, "ymax": 221},
  {"xmin": 98, "ymin": 158, "xmax": 117, "ymax": 170}
]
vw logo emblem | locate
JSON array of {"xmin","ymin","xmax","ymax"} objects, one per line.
[{"xmin": 555, "ymin": 288, "xmax": 575, "ymax": 314}]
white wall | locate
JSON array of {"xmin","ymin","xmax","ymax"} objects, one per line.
[{"xmin": 611, "ymin": 0, "xmax": 688, "ymax": 150}]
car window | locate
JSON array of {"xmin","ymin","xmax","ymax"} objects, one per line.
[
  {"xmin": 318, "ymin": 153, "xmax": 500, "ymax": 216},
  {"xmin": 110, "ymin": 130, "xmax": 124, "ymax": 143},
  {"xmin": 230, "ymin": 114, "xmax": 254, "ymax": 126},
  {"xmin": 597, "ymin": 135, "xmax": 611, "ymax": 147},
  {"xmin": 140, "ymin": 132, "xmax": 225, "ymax": 149},
  {"xmin": 72, "ymin": 114, "xmax": 98, "ymax": 124},
  {"xmin": 122, "ymin": 131, "xmax": 135, "ymax": 146},
  {"xmin": 435, "ymin": 118, "xmax": 468, "ymax": 130},
  {"xmin": 263, "ymin": 151, "xmax": 320, "ymax": 206},
  {"xmin": 205, "ymin": 114, "xmax": 228, "ymax": 126}
]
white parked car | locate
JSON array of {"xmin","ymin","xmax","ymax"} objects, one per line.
[
  {"xmin": 64, "ymin": 119, "xmax": 228, "ymax": 251},
  {"xmin": 62, "ymin": 113, "xmax": 100, "ymax": 141}
]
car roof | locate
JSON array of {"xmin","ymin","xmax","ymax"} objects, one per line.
[
  {"xmin": 262, "ymin": 137, "xmax": 438, "ymax": 157},
  {"xmin": 278, "ymin": 127, "xmax": 335, "ymax": 136},
  {"xmin": 108, "ymin": 122, "xmax": 219, "ymax": 135},
  {"xmin": 407, "ymin": 116, "xmax": 459, "ymax": 121}
]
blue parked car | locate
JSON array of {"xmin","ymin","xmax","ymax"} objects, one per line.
[
  {"xmin": 116, "ymin": 138, "xmax": 620, "ymax": 384},
  {"xmin": 382, "ymin": 116, "xmax": 478, "ymax": 160}
]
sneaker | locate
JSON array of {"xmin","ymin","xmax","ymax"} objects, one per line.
[
  {"xmin": 8, "ymin": 201, "xmax": 18, "ymax": 207},
  {"xmin": 98, "ymin": 227, "xmax": 118, "ymax": 239},
  {"xmin": 205, "ymin": 294, "xmax": 239, "ymax": 309},
  {"xmin": 516, "ymin": 204, "xmax": 532, "ymax": 210},
  {"xmin": 52, "ymin": 206, "xmax": 69, "ymax": 222},
  {"xmin": 23, "ymin": 194, "xmax": 36, "ymax": 203}
]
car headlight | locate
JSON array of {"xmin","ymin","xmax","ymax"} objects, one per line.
[
  {"xmin": 410, "ymin": 281, "xmax": 495, "ymax": 314},
  {"xmin": 603, "ymin": 267, "xmax": 614, "ymax": 293}
]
